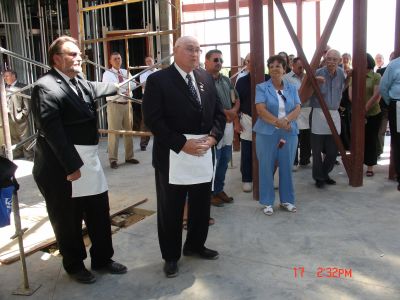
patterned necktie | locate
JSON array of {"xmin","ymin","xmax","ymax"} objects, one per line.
[
  {"xmin": 70, "ymin": 78, "xmax": 84, "ymax": 101},
  {"xmin": 186, "ymin": 74, "xmax": 200, "ymax": 104},
  {"xmin": 118, "ymin": 70, "xmax": 124, "ymax": 83}
]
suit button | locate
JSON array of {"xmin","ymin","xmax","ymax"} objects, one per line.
[{"xmin": 201, "ymin": 122, "xmax": 205, "ymax": 127}]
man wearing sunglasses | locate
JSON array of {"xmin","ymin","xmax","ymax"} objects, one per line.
[
  {"xmin": 31, "ymin": 36, "xmax": 127, "ymax": 284},
  {"xmin": 205, "ymin": 50, "xmax": 240, "ymax": 207}
]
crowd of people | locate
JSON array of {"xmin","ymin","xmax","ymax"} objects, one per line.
[{"xmin": 1, "ymin": 34, "xmax": 399, "ymax": 283}]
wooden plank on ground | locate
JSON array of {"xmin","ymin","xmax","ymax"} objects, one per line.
[{"xmin": 0, "ymin": 198, "xmax": 148, "ymax": 265}]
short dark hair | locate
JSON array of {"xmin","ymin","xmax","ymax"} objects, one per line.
[
  {"xmin": 48, "ymin": 36, "xmax": 79, "ymax": 67},
  {"xmin": 110, "ymin": 51, "xmax": 121, "ymax": 57},
  {"xmin": 366, "ymin": 53, "xmax": 375, "ymax": 70},
  {"xmin": 267, "ymin": 55, "xmax": 287, "ymax": 70},
  {"xmin": 292, "ymin": 57, "xmax": 302, "ymax": 65},
  {"xmin": 205, "ymin": 49, "xmax": 222, "ymax": 60},
  {"xmin": 4, "ymin": 69, "xmax": 17, "ymax": 79},
  {"xmin": 278, "ymin": 51, "xmax": 290, "ymax": 64}
]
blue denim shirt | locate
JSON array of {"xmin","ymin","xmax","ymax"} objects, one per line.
[
  {"xmin": 310, "ymin": 67, "xmax": 345, "ymax": 110},
  {"xmin": 380, "ymin": 57, "xmax": 400, "ymax": 104},
  {"xmin": 253, "ymin": 78, "xmax": 301, "ymax": 136}
]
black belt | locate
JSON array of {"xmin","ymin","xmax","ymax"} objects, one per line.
[{"xmin": 109, "ymin": 101, "xmax": 128, "ymax": 105}]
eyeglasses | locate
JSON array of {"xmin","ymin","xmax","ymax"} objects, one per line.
[
  {"xmin": 57, "ymin": 51, "xmax": 82, "ymax": 58},
  {"xmin": 325, "ymin": 57, "xmax": 339, "ymax": 62},
  {"xmin": 277, "ymin": 90, "xmax": 286, "ymax": 102},
  {"xmin": 213, "ymin": 57, "xmax": 224, "ymax": 64},
  {"xmin": 184, "ymin": 47, "xmax": 203, "ymax": 55}
]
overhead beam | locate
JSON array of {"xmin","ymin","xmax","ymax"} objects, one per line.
[
  {"xmin": 182, "ymin": 0, "xmax": 298, "ymax": 12},
  {"xmin": 80, "ymin": 0, "xmax": 144, "ymax": 12}
]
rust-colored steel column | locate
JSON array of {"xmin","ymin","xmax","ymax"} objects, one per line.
[
  {"xmin": 229, "ymin": 0, "xmax": 241, "ymax": 152},
  {"xmin": 268, "ymin": 0, "xmax": 275, "ymax": 56},
  {"xmin": 315, "ymin": 1, "xmax": 321, "ymax": 47},
  {"xmin": 68, "ymin": 0, "xmax": 79, "ymax": 40},
  {"xmin": 395, "ymin": 0, "xmax": 400, "ymax": 58},
  {"xmin": 171, "ymin": 0, "xmax": 182, "ymax": 45},
  {"xmin": 349, "ymin": 0, "xmax": 367, "ymax": 187},
  {"xmin": 249, "ymin": 0, "xmax": 265, "ymax": 200},
  {"xmin": 296, "ymin": 0, "xmax": 303, "ymax": 47},
  {"xmin": 388, "ymin": 0, "xmax": 400, "ymax": 180}
]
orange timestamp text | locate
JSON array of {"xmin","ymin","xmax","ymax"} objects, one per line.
[{"xmin": 293, "ymin": 266, "xmax": 352, "ymax": 279}]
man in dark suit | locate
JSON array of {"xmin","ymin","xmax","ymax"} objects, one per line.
[
  {"xmin": 3, "ymin": 70, "xmax": 33, "ymax": 159},
  {"xmin": 143, "ymin": 36, "xmax": 226, "ymax": 278},
  {"xmin": 31, "ymin": 36, "xmax": 127, "ymax": 284}
]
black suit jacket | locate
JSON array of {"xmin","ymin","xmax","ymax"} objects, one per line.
[
  {"xmin": 31, "ymin": 69, "xmax": 118, "ymax": 199},
  {"xmin": 143, "ymin": 65, "xmax": 226, "ymax": 174}
]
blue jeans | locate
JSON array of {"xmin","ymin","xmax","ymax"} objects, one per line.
[
  {"xmin": 240, "ymin": 139, "xmax": 252, "ymax": 183},
  {"xmin": 213, "ymin": 145, "xmax": 232, "ymax": 194},
  {"xmin": 256, "ymin": 132, "xmax": 297, "ymax": 206}
]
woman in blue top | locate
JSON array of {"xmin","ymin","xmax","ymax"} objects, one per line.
[{"xmin": 254, "ymin": 55, "xmax": 301, "ymax": 215}]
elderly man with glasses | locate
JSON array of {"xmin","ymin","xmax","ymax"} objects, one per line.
[
  {"xmin": 143, "ymin": 36, "xmax": 225, "ymax": 278},
  {"xmin": 302, "ymin": 49, "xmax": 351, "ymax": 188}
]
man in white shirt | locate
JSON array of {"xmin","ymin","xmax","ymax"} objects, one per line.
[
  {"xmin": 138, "ymin": 56, "xmax": 158, "ymax": 150},
  {"xmin": 102, "ymin": 52, "xmax": 139, "ymax": 169},
  {"xmin": 284, "ymin": 57, "xmax": 311, "ymax": 167}
]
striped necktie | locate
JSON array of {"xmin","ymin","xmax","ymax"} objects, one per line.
[{"xmin": 186, "ymin": 74, "xmax": 200, "ymax": 104}]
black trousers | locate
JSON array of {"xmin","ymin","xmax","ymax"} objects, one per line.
[
  {"xmin": 364, "ymin": 112, "xmax": 382, "ymax": 166},
  {"xmin": 388, "ymin": 101, "xmax": 400, "ymax": 182},
  {"xmin": 155, "ymin": 169, "xmax": 211, "ymax": 261},
  {"xmin": 311, "ymin": 133, "xmax": 337, "ymax": 181},
  {"xmin": 44, "ymin": 190, "xmax": 114, "ymax": 273},
  {"xmin": 298, "ymin": 129, "xmax": 311, "ymax": 165}
]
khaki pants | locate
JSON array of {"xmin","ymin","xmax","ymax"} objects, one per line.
[{"xmin": 107, "ymin": 102, "xmax": 134, "ymax": 163}]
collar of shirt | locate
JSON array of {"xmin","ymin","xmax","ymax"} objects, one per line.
[
  {"xmin": 111, "ymin": 67, "xmax": 124, "ymax": 75},
  {"xmin": 8, "ymin": 80, "xmax": 17, "ymax": 87},
  {"xmin": 174, "ymin": 63, "xmax": 196, "ymax": 84},
  {"xmin": 54, "ymin": 67, "xmax": 74, "ymax": 83},
  {"xmin": 174, "ymin": 63, "xmax": 201, "ymax": 102},
  {"xmin": 54, "ymin": 67, "xmax": 82, "ymax": 97}
]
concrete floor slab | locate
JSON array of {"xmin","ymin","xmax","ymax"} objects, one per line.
[{"xmin": 1, "ymin": 138, "xmax": 400, "ymax": 300}]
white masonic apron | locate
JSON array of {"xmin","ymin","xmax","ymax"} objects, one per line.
[
  {"xmin": 397, "ymin": 101, "xmax": 400, "ymax": 133},
  {"xmin": 217, "ymin": 122, "xmax": 234, "ymax": 149},
  {"xmin": 71, "ymin": 144, "xmax": 108, "ymax": 198},
  {"xmin": 169, "ymin": 134, "xmax": 214, "ymax": 185}
]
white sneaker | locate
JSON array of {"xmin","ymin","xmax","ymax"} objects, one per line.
[
  {"xmin": 242, "ymin": 182, "xmax": 252, "ymax": 192},
  {"xmin": 263, "ymin": 205, "xmax": 274, "ymax": 215},
  {"xmin": 280, "ymin": 202, "xmax": 297, "ymax": 213}
]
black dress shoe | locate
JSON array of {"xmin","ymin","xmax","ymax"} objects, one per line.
[
  {"xmin": 110, "ymin": 161, "xmax": 118, "ymax": 169},
  {"xmin": 397, "ymin": 183, "xmax": 400, "ymax": 192},
  {"xmin": 92, "ymin": 261, "xmax": 127, "ymax": 274},
  {"xmin": 164, "ymin": 261, "xmax": 178, "ymax": 278},
  {"xmin": 315, "ymin": 180, "xmax": 325, "ymax": 188},
  {"xmin": 183, "ymin": 247, "xmax": 219, "ymax": 260},
  {"xmin": 125, "ymin": 158, "xmax": 139, "ymax": 164},
  {"xmin": 69, "ymin": 268, "xmax": 96, "ymax": 284},
  {"xmin": 325, "ymin": 178, "xmax": 336, "ymax": 185}
]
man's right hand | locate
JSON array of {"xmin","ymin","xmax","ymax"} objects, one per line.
[
  {"xmin": 182, "ymin": 139, "xmax": 210, "ymax": 157},
  {"xmin": 67, "ymin": 169, "xmax": 81, "ymax": 182}
]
